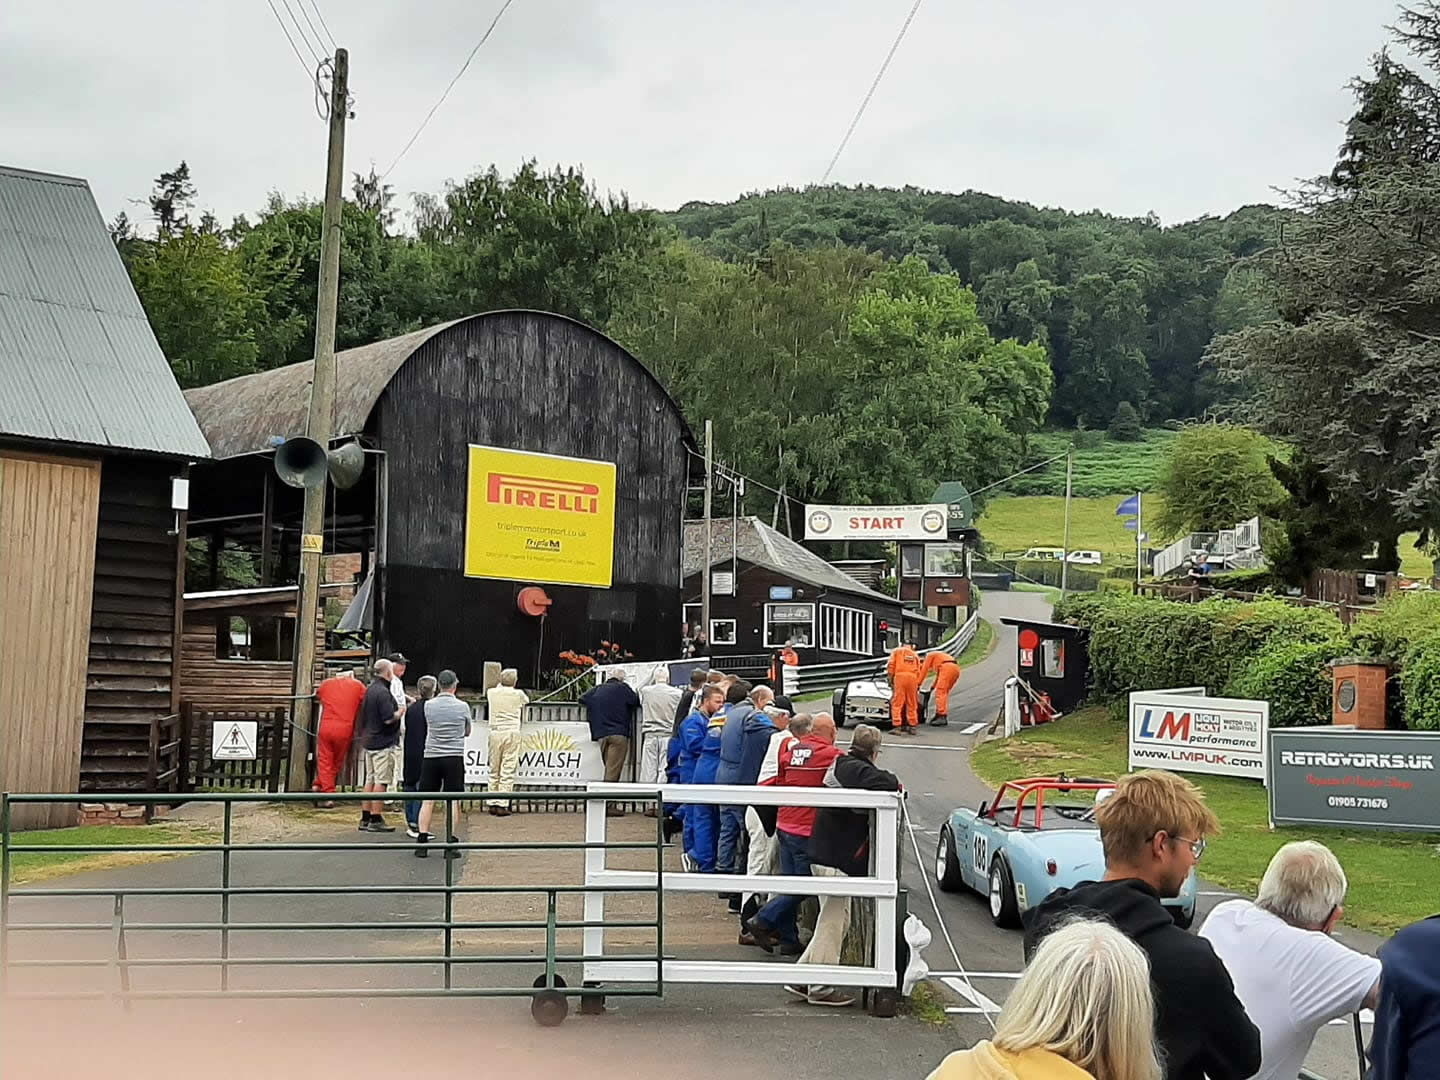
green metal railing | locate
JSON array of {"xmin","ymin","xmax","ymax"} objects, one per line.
[{"xmin": 0, "ymin": 790, "xmax": 664, "ymax": 1026}]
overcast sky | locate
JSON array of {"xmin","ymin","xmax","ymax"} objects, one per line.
[{"xmin": 2, "ymin": 0, "xmax": 1406, "ymax": 231}]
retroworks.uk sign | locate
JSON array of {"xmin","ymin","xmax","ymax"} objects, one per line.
[
  {"xmin": 464, "ymin": 445, "xmax": 617, "ymax": 587},
  {"xmin": 1269, "ymin": 728, "xmax": 1440, "ymax": 832},
  {"xmin": 1128, "ymin": 690, "xmax": 1268, "ymax": 781}
]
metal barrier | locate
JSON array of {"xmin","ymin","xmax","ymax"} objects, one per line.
[
  {"xmin": 0, "ymin": 790, "xmax": 663, "ymax": 1026},
  {"xmin": 790, "ymin": 612, "xmax": 980, "ymax": 696},
  {"xmin": 581, "ymin": 781, "xmax": 901, "ymax": 996}
]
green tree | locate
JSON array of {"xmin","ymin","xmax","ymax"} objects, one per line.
[
  {"xmin": 149, "ymin": 161, "xmax": 196, "ymax": 235},
  {"xmin": 1155, "ymin": 423, "xmax": 1285, "ymax": 538},
  {"xmin": 128, "ymin": 228, "xmax": 263, "ymax": 387},
  {"xmin": 1108, "ymin": 400, "xmax": 1143, "ymax": 441}
]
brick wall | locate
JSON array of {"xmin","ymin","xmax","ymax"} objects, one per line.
[{"xmin": 77, "ymin": 802, "xmax": 148, "ymax": 826}]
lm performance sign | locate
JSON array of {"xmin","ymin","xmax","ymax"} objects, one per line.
[
  {"xmin": 804, "ymin": 503, "xmax": 948, "ymax": 542},
  {"xmin": 1269, "ymin": 728, "xmax": 1440, "ymax": 832},
  {"xmin": 464, "ymin": 445, "xmax": 617, "ymax": 588},
  {"xmin": 1128, "ymin": 690, "xmax": 1268, "ymax": 781}
]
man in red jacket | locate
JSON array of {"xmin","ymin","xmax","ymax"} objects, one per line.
[
  {"xmin": 312, "ymin": 668, "xmax": 367, "ymax": 801},
  {"xmin": 742, "ymin": 712, "xmax": 843, "ymax": 956}
]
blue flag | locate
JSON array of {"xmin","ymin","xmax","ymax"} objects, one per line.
[
  {"xmin": 1123, "ymin": 519, "xmax": 1138, "ymax": 531},
  {"xmin": 1116, "ymin": 494, "xmax": 1140, "ymax": 516}
]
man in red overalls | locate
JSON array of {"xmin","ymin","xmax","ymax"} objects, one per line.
[
  {"xmin": 313, "ymin": 668, "xmax": 367, "ymax": 800},
  {"xmin": 886, "ymin": 641, "xmax": 922, "ymax": 734}
]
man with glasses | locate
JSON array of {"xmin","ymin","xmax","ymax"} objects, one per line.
[
  {"xmin": 1200, "ymin": 842, "xmax": 1379, "ymax": 1080},
  {"xmin": 1023, "ymin": 769, "xmax": 1261, "ymax": 1080}
]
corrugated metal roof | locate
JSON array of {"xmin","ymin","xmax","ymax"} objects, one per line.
[
  {"xmin": 0, "ymin": 165, "xmax": 210, "ymax": 458},
  {"xmin": 683, "ymin": 516, "xmax": 900, "ymax": 606}
]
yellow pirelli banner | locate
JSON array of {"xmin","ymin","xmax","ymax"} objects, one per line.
[{"xmin": 464, "ymin": 445, "xmax": 617, "ymax": 587}]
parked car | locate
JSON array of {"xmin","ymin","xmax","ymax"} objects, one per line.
[
  {"xmin": 1020, "ymin": 547, "xmax": 1065, "ymax": 561},
  {"xmin": 831, "ymin": 678, "xmax": 932, "ymax": 728},
  {"xmin": 1065, "ymin": 550, "xmax": 1103, "ymax": 565},
  {"xmin": 935, "ymin": 776, "xmax": 1198, "ymax": 929}
]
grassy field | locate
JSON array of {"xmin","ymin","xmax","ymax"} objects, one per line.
[
  {"xmin": 2, "ymin": 823, "xmax": 216, "ymax": 884},
  {"xmin": 972, "ymin": 707, "xmax": 1440, "ymax": 935},
  {"xmin": 977, "ymin": 494, "xmax": 1162, "ymax": 563},
  {"xmin": 1007, "ymin": 429, "xmax": 1177, "ymax": 498},
  {"xmin": 978, "ymin": 492, "xmax": 1434, "ymax": 581},
  {"xmin": 956, "ymin": 617, "xmax": 996, "ymax": 666}
]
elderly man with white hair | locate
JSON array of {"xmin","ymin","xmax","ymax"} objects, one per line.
[
  {"xmin": 637, "ymin": 667, "xmax": 682, "ymax": 814},
  {"xmin": 1200, "ymin": 840, "xmax": 1381, "ymax": 1080}
]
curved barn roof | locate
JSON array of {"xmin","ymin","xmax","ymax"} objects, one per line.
[{"xmin": 183, "ymin": 311, "xmax": 692, "ymax": 459}]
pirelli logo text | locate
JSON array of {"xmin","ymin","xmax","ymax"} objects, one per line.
[{"xmin": 486, "ymin": 473, "xmax": 601, "ymax": 514}]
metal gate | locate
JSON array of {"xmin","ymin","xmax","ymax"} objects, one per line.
[{"xmin": 0, "ymin": 790, "xmax": 663, "ymax": 1026}]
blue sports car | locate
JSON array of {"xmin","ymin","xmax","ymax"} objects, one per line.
[{"xmin": 935, "ymin": 776, "xmax": 1198, "ymax": 929}]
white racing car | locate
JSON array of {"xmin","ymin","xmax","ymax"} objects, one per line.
[{"xmin": 830, "ymin": 679, "xmax": 933, "ymax": 729}]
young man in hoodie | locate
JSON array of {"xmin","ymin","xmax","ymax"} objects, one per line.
[
  {"xmin": 784, "ymin": 723, "xmax": 902, "ymax": 1007},
  {"xmin": 715, "ymin": 684, "xmax": 775, "ymax": 888},
  {"xmin": 1022, "ymin": 769, "xmax": 1260, "ymax": 1080}
]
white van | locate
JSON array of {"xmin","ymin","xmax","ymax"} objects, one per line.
[
  {"xmin": 1021, "ymin": 547, "xmax": 1065, "ymax": 561},
  {"xmin": 1066, "ymin": 550, "xmax": 1103, "ymax": 565}
]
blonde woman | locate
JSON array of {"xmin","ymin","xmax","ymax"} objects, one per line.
[{"xmin": 927, "ymin": 919, "xmax": 1162, "ymax": 1080}]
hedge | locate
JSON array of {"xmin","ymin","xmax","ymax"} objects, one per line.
[
  {"xmin": 1054, "ymin": 592, "xmax": 1346, "ymax": 699},
  {"xmin": 1223, "ymin": 637, "xmax": 1346, "ymax": 729},
  {"xmin": 1399, "ymin": 632, "xmax": 1440, "ymax": 732}
]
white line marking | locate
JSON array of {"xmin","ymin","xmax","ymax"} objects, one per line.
[
  {"xmin": 878, "ymin": 743, "xmax": 971, "ymax": 752},
  {"xmin": 931, "ymin": 970, "xmax": 1022, "ymax": 980},
  {"xmin": 960, "ymin": 722, "xmax": 985, "ymax": 735},
  {"xmin": 943, "ymin": 976, "xmax": 1002, "ymax": 1014},
  {"xmin": 1328, "ymin": 1011, "xmax": 1373, "ymax": 1026},
  {"xmin": 1198, "ymin": 891, "xmax": 1237, "ymax": 898}
]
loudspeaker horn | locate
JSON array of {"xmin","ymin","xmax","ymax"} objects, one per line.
[
  {"xmin": 326, "ymin": 440, "xmax": 366, "ymax": 491},
  {"xmin": 274, "ymin": 437, "xmax": 328, "ymax": 489}
]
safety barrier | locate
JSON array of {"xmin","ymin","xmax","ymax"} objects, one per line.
[
  {"xmin": 0, "ymin": 790, "xmax": 664, "ymax": 1027},
  {"xmin": 788, "ymin": 612, "xmax": 980, "ymax": 696},
  {"xmin": 580, "ymin": 781, "xmax": 902, "ymax": 997}
]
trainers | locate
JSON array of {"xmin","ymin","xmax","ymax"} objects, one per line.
[
  {"xmin": 680, "ymin": 852, "xmax": 696, "ymax": 873},
  {"xmin": 782, "ymin": 984, "xmax": 808, "ymax": 999},
  {"xmin": 405, "ymin": 824, "xmax": 420, "ymax": 839},
  {"xmin": 367, "ymin": 819, "xmax": 397, "ymax": 833},
  {"xmin": 415, "ymin": 832, "xmax": 430, "ymax": 858},
  {"xmin": 358, "ymin": 816, "xmax": 373, "ymax": 831},
  {"xmin": 806, "ymin": 987, "xmax": 855, "ymax": 1007}
]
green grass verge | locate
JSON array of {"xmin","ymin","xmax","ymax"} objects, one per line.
[
  {"xmin": 971, "ymin": 706, "xmax": 1440, "ymax": 935},
  {"xmin": 2, "ymin": 823, "xmax": 217, "ymax": 884},
  {"xmin": 906, "ymin": 979, "xmax": 949, "ymax": 1024},
  {"xmin": 956, "ymin": 618, "xmax": 996, "ymax": 667}
]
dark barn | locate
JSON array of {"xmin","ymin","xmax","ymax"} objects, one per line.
[
  {"xmin": 683, "ymin": 517, "xmax": 943, "ymax": 665},
  {"xmin": 183, "ymin": 312, "xmax": 694, "ymax": 686},
  {"xmin": 0, "ymin": 165, "xmax": 211, "ymax": 825}
]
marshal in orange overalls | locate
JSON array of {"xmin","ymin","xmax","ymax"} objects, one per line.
[
  {"xmin": 887, "ymin": 644, "xmax": 923, "ymax": 729},
  {"xmin": 920, "ymin": 650, "xmax": 961, "ymax": 721}
]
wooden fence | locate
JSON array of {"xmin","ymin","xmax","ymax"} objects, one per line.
[{"xmin": 178, "ymin": 704, "xmax": 288, "ymax": 792}]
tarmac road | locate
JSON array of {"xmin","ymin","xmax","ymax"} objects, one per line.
[{"xmin": 887, "ymin": 589, "xmax": 1379, "ymax": 1080}]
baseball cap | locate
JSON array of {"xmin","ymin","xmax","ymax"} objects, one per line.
[{"xmin": 388, "ymin": 652, "xmax": 409, "ymax": 664}]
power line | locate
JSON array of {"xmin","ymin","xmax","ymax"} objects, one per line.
[
  {"xmin": 381, "ymin": 0, "xmax": 518, "ymax": 180},
  {"xmin": 264, "ymin": 0, "xmax": 320, "ymax": 83},
  {"xmin": 304, "ymin": 0, "xmax": 337, "ymax": 51},
  {"xmin": 278, "ymin": 0, "xmax": 324, "ymax": 65},
  {"xmin": 291, "ymin": 0, "xmax": 330, "ymax": 57},
  {"xmin": 820, "ymin": 0, "xmax": 926, "ymax": 184}
]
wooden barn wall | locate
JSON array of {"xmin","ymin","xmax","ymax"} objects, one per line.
[
  {"xmin": 0, "ymin": 453, "xmax": 101, "ymax": 829},
  {"xmin": 81, "ymin": 458, "xmax": 182, "ymax": 793},
  {"xmin": 179, "ymin": 613, "xmax": 323, "ymax": 709},
  {"xmin": 683, "ymin": 562, "xmax": 899, "ymax": 663},
  {"xmin": 372, "ymin": 314, "xmax": 690, "ymax": 684}
]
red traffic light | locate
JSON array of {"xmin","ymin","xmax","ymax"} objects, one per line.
[{"xmin": 878, "ymin": 620, "xmax": 889, "ymax": 632}]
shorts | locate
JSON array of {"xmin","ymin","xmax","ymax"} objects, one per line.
[
  {"xmin": 419, "ymin": 756, "xmax": 465, "ymax": 792},
  {"xmin": 364, "ymin": 745, "xmax": 400, "ymax": 786}
]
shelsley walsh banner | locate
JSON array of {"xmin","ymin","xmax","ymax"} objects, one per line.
[{"xmin": 464, "ymin": 445, "xmax": 617, "ymax": 587}]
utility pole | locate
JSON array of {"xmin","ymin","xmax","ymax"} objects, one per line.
[
  {"xmin": 288, "ymin": 48, "xmax": 349, "ymax": 793},
  {"xmin": 701, "ymin": 420, "xmax": 713, "ymax": 654},
  {"xmin": 1135, "ymin": 491, "xmax": 1144, "ymax": 586},
  {"xmin": 1060, "ymin": 447, "xmax": 1074, "ymax": 595}
]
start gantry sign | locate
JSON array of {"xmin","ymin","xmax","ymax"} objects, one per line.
[
  {"xmin": 803, "ymin": 503, "xmax": 948, "ymax": 542},
  {"xmin": 1128, "ymin": 689, "xmax": 1268, "ymax": 781}
]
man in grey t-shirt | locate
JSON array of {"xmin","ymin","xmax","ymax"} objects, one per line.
[{"xmin": 415, "ymin": 669, "xmax": 471, "ymax": 858}]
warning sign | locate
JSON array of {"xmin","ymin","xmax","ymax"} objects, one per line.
[{"xmin": 212, "ymin": 720, "xmax": 258, "ymax": 761}]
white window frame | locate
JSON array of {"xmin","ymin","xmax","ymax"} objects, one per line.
[
  {"xmin": 709, "ymin": 619, "xmax": 737, "ymax": 646},
  {"xmin": 818, "ymin": 603, "xmax": 875, "ymax": 656},
  {"xmin": 763, "ymin": 602, "xmax": 815, "ymax": 648}
]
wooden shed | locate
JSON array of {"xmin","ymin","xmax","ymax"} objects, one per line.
[
  {"xmin": 182, "ymin": 312, "xmax": 695, "ymax": 687},
  {"xmin": 0, "ymin": 165, "xmax": 211, "ymax": 826},
  {"xmin": 683, "ymin": 517, "xmax": 943, "ymax": 665}
]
